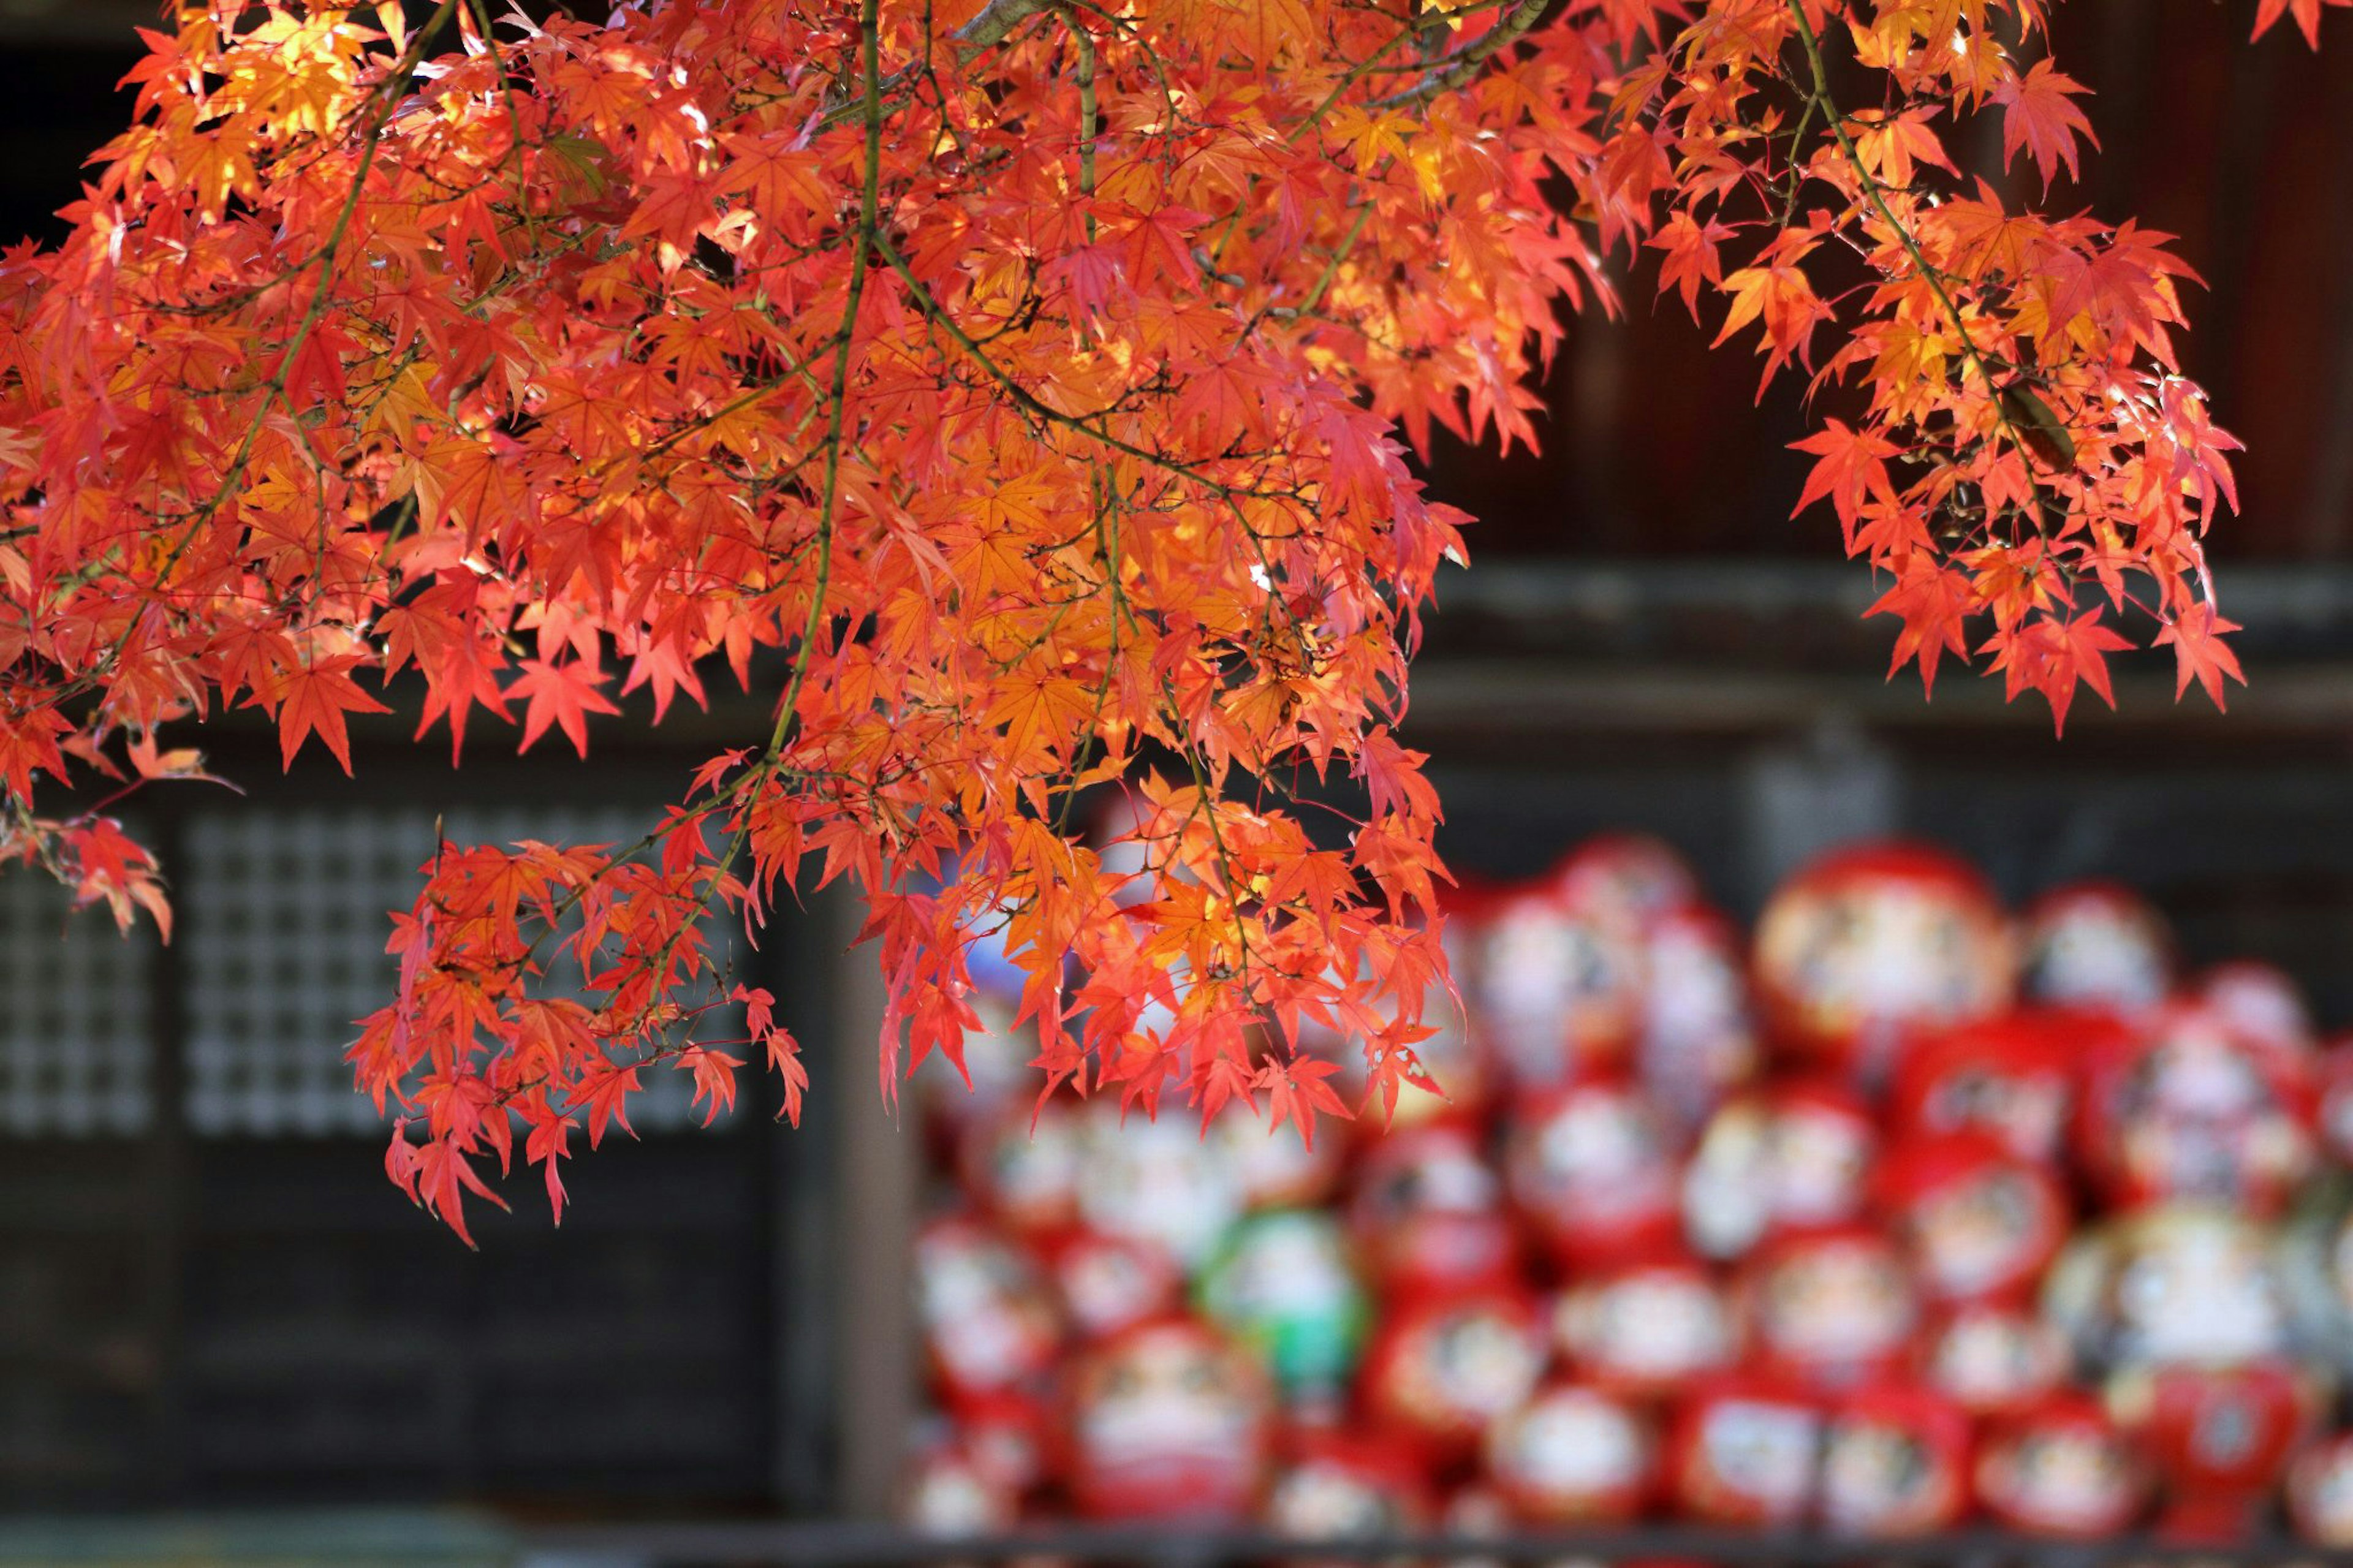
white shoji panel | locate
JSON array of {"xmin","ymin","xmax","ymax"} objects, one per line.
[
  {"xmin": 181, "ymin": 803, "xmax": 738, "ymax": 1138},
  {"xmin": 181, "ymin": 806, "xmax": 434, "ymax": 1137},
  {"xmin": 0, "ymin": 864, "xmax": 156, "ymax": 1137}
]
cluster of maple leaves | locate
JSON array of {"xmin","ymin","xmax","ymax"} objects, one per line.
[{"xmin": 0, "ymin": 0, "xmax": 2336, "ymax": 1238}]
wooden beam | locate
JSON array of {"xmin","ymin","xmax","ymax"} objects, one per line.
[
  {"xmin": 828, "ymin": 888, "xmax": 919, "ymax": 1519},
  {"xmin": 0, "ymin": 1, "xmax": 156, "ymax": 45}
]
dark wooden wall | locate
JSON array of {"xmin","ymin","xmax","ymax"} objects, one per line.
[{"xmin": 0, "ymin": 746, "xmax": 842, "ymax": 1516}]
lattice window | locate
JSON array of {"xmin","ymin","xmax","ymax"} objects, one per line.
[
  {"xmin": 0, "ymin": 864, "xmax": 155, "ymax": 1137},
  {"xmin": 181, "ymin": 803, "xmax": 738, "ymax": 1138}
]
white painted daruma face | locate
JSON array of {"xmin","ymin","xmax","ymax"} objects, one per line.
[
  {"xmin": 1426, "ymin": 1309, "xmax": 1548, "ymax": 1420},
  {"xmin": 1910, "ymin": 1168, "xmax": 2060, "ymax": 1300},
  {"xmin": 1757, "ymin": 1237, "xmax": 1916, "ymax": 1377},
  {"xmin": 1764, "ymin": 1106, "xmax": 1872, "ymax": 1228},
  {"xmin": 1699, "ymin": 1399, "xmax": 1819, "ymax": 1513},
  {"xmin": 914, "ymin": 1222, "xmax": 1058, "ymax": 1395},
  {"xmin": 2005, "ymin": 1430, "xmax": 2137, "ymax": 1532},
  {"xmin": 1561, "ymin": 1268, "xmax": 1734, "ymax": 1383},
  {"xmin": 2022, "ymin": 889, "xmax": 2171, "ymax": 1013},
  {"xmin": 1071, "ymin": 1323, "xmax": 1266, "ymax": 1518},
  {"xmin": 2112, "ymin": 1216, "xmax": 2290, "ymax": 1366},
  {"xmin": 1268, "ymin": 1460, "xmax": 1400, "ymax": 1538},
  {"xmin": 1765, "ymin": 886, "xmax": 2003, "ymax": 1029},
  {"xmin": 1683, "ymin": 1101, "xmax": 1771, "ymax": 1259},
  {"xmin": 1493, "ymin": 1387, "xmax": 1649, "ymax": 1501},
  {"xmin": 906, "ymin": 1447, "xmax": 1017, "ymax": 1536},
  {"xmin": 1053, "ymin": 1232, "xmax": 1178, "ymax": 1339},
  {"xmin": 1524, "ymin": 1087, "xmax": 1675, "ymax": 1221},
  {"xmin": 1074, "ymin": 1103, "xmax": 1245, "ymax": 1270},
  {"xmin": 1821, "ymin": 1425, "xmax": 1935, "ymax": 1535},
  {"xmin": 1926, "ymin": 1306, "xmax": 2067, "ymax": 1412}
]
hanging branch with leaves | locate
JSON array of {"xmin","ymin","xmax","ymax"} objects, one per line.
[{"xmin": 0, "ymin": 0, "xmax": 2332, "ymax": 1238}]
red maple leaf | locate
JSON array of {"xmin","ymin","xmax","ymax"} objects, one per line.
[
  {"xmin": 2154, "ymin": 602, "xmax": 2248, "ymax": 711},
  {"xmin": 507, "ymin": 656, "xmax": 621, "ymax": 759},
  {"xmin": 1790, "ymin": 419, "xmax": 1902, "ymax": 551},
  {"xmin": 262, "ymin": 654, "xmax": 390, "ymax": 775},
  {"xmin": 2253, "ymin": 0, "xmax": 2350, "ymax": 47}
]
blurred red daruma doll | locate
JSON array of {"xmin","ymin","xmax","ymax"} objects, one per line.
[
  {"xmin": 2288, "ymin": 1431, "xmax": 2353, "ymax": 1547},
  {"xmin": 1483, "ymin": 1380, "xmax": 1658, "ymax": 1524},
  {"xmin": 1063, "ymin": 1316, "xmax": 1273, "ymax": 1521},
  {"xmin": 1740, "ymin": 1225, "xmax": 1920, "ymax": 1393},
  {"xmin": 2197, "ymin": 958, "xmax": 2318, "ymax": 1054},
  {"xmin": 1817, "ymin": 1383, "xmax": 1972, "ymax": 1538},
  {"xmin": 1263, "ymin": 1429, "xmax": 1431, "ymax": 1565},
  {"xmin": 1638, "ymin": 904, "xmax": 1761, "ymax": 1135},
  {"xmin": 958, "ymin": 1093, "xmax": 1084, "ymax": 1239},
  {"xmin": 1469, "ymin": 877, "xmax": 1646, "ymax": 1093},
  {"xmin": 1667, "ymin": 1376, "xmax": 1822, "ymax": 1527},
  {"xmin": 1876, "ymin": 1132, "xmax": 2069, "ymax": 1307},
  {"xmin": 1072, "ymin": 1097, "xmax": 1245, "ymax": 1271},
  {"xmin": 1683, "ymin": 1079, "xmax": 1876, "ymax": 1262},
  {"xmin": 914, "ymin": 1216, "xmax": 1061, "ymax": 1406},
  {"xmin": 2075, "ymin": 1002, "xmax": 2316, "ymax": 1217},
  {"xmin": 1752, "ymin": 843, "xmax": 2013, "ymax": 1086},
  {"xmin": 1349, "ymin": 1116, "xmax": 1519, "ymax": 1295},
  {"xmin": 1502, "ymin": 1075, "xmax": 1681, "ymax": 1271},
  {"xmin": 903, "ymin": 1436, "xmax": 1021, "ymax": 1536},
  {"xmin": 1889, "ymin": 1013, "xmax": 2083, "ymax": 1167},
  {"xmin": 1550, "ymin": 1245, "xmax": 1740, "ymax": 1398},
  {"xmin": 2017, "ymin": 881, "xmax": 2174, "ymax": 1018},
  {"xmin": 1041, "ymin": 1227, "xmax": 1181, "ymax": 1341},
  {"xmin": 2109, "ymin": 1358, "xmax": 2317, "ymax": 1543},
  {"xmin": 1360, "ymin": 1283, "xmax": 1547, "ymax": 1468},
  {"xmin": 1973, "ymin": 1395, "xmax": 2147, "ymax": 1539},
  {"xmin": 1553, "ymin": 833, "xmax": 1702, "ymax": 928},
  {"xmin": 1558, "ymin": 836, "xmax": 1759, "ymax": 1130},
  {"xmin": 1917, "ymin": 1300, "xmax": 2071, "ymax": 1418}
]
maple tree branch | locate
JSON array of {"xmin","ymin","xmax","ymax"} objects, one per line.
[
  {"xmin": 1292, "ymin": 200, "xmax": 1374, "ymax": 320},
  {"xmin": 874, "ymin": 231, "xmax": 1289, "ymax": 504},
  {"xmin": 498, "ymin": 6, "xmax": 896, "ymax": 1025},
  {"xmin": 1050, "ymin": 464, "xmax": 1124, "ymax": 840},
  {"xmin": 1372, "ymin": 0, "xmax": 1550, "ymax": 108},
  {"xmin": 811, "ymin": 0, "xmax": 1061, "ymax": 134},
  {"xmin": 955, "ymin": 0, "xmax": 1056, "ymax": 51},
  {"xmin": 1784, "ymin": 0, "xmax": 2055, "ymax": 541},
  {"xmin": 1786, "ymin": 6, "xmax": 1993, "ymax": 393},
  {"xmin": 1205, "ymin": 20, "xmax": 1418, "ymax": 273},
  {"xmin": 712, "ymin": 0, "xmax": 890, "ymax": 925},
  {"xmin": 56, "ymin": 0, "xmax": 464, "ymax": 713},
  {"xmin": 1061, "ymin": 7, "xmax": 1099, "ymax": 242}
]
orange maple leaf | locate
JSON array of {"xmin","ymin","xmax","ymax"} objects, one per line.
[{"xmin": 1989, "ymin": 59, "xmax": 2098, "ymax": 188}]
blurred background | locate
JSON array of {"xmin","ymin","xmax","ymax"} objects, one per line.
[{"xmin": 2, "ymin": 1, "xmax": 2352, "ymax": 1561}]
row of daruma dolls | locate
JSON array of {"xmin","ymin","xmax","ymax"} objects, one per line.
[{"xmin": 904, "ymin": 836, "xmax": 2353, "ymax": 1545}]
